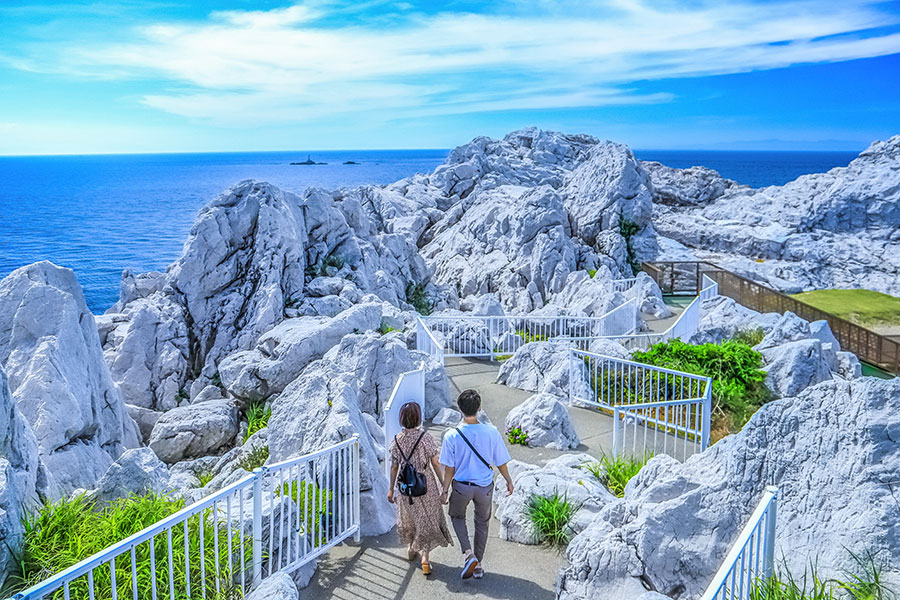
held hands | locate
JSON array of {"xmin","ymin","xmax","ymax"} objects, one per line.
[{"xmin": 440, "ymin": 489, "xmax": 449, "ymax": 505}]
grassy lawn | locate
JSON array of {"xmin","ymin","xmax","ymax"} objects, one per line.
[{"xmin": 791, "ymin": 289, "xmax": 900, "ymax": 328}]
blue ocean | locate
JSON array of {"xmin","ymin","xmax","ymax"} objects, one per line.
[{"xmin": 0, "ymin": 149, "xmax": 858, "ymax": 313}]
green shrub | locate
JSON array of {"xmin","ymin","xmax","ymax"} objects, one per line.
[
  {"xmin": 9, "ymin": 494, "xmax": 248, "ymax": 600},
  {"xmin": 197, "ymin": 469, "xmax": 215, "ymax": 488},
  {"xmin": 209, "ymin": 371, "xmax": 222, "ymax": 388},
  {"xmin": 732, "ymin": 327, "xmax": 766, "ymax": 347},
  {"xmin": 587, "ymin": 269, "xmax": 597, "ymax": 278},
  {"xmin": 632, "ymin": 338, "xmax": 770, "ymax": 435},
  {"xmin": 377, "ymin": 321, "xmax": 398, "ymax": 335},
  {"xmin": 527, "ymin": 493, "xmax": 577, "ymax": 547},
  {"xmin": 516, "ymin": 328, "xmax": 548, "ymax": 343},
  {"xmin": 506, "ymin": 425, "xmax": 529, "ymax": 446},
  {"xmin": 581, "ymin": 453, "xmax": 651, "ymax": 497},
  {"xmin": 238, "ymin": 446, "xmax": 269, "ymax": 472},
  {"xmin": 405, "ymin": 282, "xmax": 433, "ymax": 316},
  {"xmin": 618, "ymin": 214, "xmax": 642, "ymax": 276},
  {"xmin": 243, "ymin": 402, "xmax": 271, "ymax": 443}
]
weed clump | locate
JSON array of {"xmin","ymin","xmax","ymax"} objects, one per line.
[{"xmin": 527, "ymin": 493, "xmax": 577, "ymax": 547}]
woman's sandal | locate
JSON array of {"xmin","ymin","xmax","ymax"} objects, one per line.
[{"xmin": 422, "ymin": 562, "xmax": 432, "ymax": 576}]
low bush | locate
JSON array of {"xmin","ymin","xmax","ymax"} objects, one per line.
[
  {"xmin": 243, "ymin": 401, "xmax": 271, "ymax": 443},
  {"xmin": 527, "ymin": 493, "xmax": 577, "ymax": 547},
  {"xmin": 750, "ymin": 552, "xmax": 895, "ymax": 600},
  {"xmin": 618, "ymin": 214, "xmax": 642, "ymax": 276},
  {"xmin": 732, "ymin": 327, "xmax": 766, "ymax": 347},
  {"xmin": 9, "ymin": 494, "xmax": 248, "ymax": 600},
  {"xmin": 238, "ymin": 445, "xmax": 269, "ymax": 472},
  {"xmin": 516, "ymin": 328, "xmax": 548, "ymax": 343},
  {"xmin": 581, "ymin": 453, "xmax": 651, "ymax": 497},
  {"xmin": 405, "ymin": 282, "xmax": 433, "ymax": 316},
  {"xmin": 377, "ymin": 321, "xmax": 397, "ymax": 335},
  {"xmin": 506, "ymin": 425, "xmax": 529, "ymax": 446},
  {"xmin": 632, "ymin": 338, "xmax": 770, "ymax": 435},
  {"xmin": 197, "ymin": 469, "xmax": 215, "ymax": 488}
]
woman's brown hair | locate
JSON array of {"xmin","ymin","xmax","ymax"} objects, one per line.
[{"xmin": 399, "ymin": 402, "xmax": 422, "ymax": 429}]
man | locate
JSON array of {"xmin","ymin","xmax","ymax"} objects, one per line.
[{"xmin": 439, "ymin": 389, "xmax": 515, "ymax": 580}]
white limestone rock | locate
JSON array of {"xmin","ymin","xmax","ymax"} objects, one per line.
[
  {"xmin": 0, "ymin": 365, "xmax": 41, "ymax": 587},
  {"xmin": 459, "ymin": 293, "xmax": 505, "ymax": 317},
  {"xmin": 494, "ymin": 454, "xmax": 614, "ymax": 545},
  {"xmin": 0, "ymin": 262, "xmax": 138, "ymax": 495},
  {"xmin": 547, "ymin": 269, "xmax": 623, "ymax": 318},
  {"xmin": 654, "ymin": 135, "xmax": 900, "ymax": 296},
  {"xmin": 126, "ymin": 404, "xmax": 162, "ymax": 443},
  {"xmin": 760, "ymin": 339, "xmax": 834, "ymax": 398},
  {"xmin": 557, "ymin": 377, "xmax": 900, "ymax": 599},
  {"xmin": 218, "ymin": 303, "xmax": 382, "ymax": 402},
  {"xmin": 149, "ymin": 400, "xmax": 240, "ymax": 464},
  {"xmin": 91, "ymin": 447, "xmax": 172, "ymax": 504},
  {"xmin": 504, "ymin": 393, "xmax": 580, "ymax": 450},
  {"xmin": 690, "ymin": 296, "xmax": 781, "ymax": 345},
  {"xmin": 642, "ymin": 161, "xmax": 745, "ymax": 206},
  {"xmin": 245, "ymin": 571, "xmax": 299, "ymax": 600},
  {"xmin": 431, "ymin": 407, "xmax": 462, "ymax": 427},
  {"xmin": 623, "ymin": 272, "xmax": 672, "ymax": 319},
  {"xmin": 837, "ymin": 351, "xmax": 862, "ymax": 379}
]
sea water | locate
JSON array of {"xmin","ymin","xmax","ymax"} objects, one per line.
[{"xmin": 0, "ymin": 149, "xmax": 858, "ymax": 312}]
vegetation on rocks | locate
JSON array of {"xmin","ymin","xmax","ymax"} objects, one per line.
[
  {"xmin": 405, "ymin": 282, "xmax": 432, "ymax": 315},
  {"xmin": 8, "ymin": 494, "xmax": 248, "ymax": 600},
  {"xmin": 632, "ymin": 338, "xmax": 770, "ymax": 436},
  {"xmin": 506, "ymin": 425, "xmax": 529, "ymax": 446},
  {"xmin": 377, "ymin": 321, "xmax": 397, "ymax": 335},
  {"xmin": 618, "ymin": 215, "xmax": 642, "ymax": 276},
  {"xmin": 243, "ymin": 402, "xmax": 271, "ymax": 442},
  {"xmin": 527, "ymin": 493, "xmax": 577, "ymax": 547},
  {"xmin": 238, "ymin": 446, "xmax": 269, "ymax": 472},
  {"xmin": 581, "ymin": 453, "xmax": 651, "ymax": 497},
  {"xmin": 751, "ymin": 553, "xmax": 895, "ymax": 600},
  {"xmin": 275, "ymin": 481, "xmax": 333, "ymax": 545}
]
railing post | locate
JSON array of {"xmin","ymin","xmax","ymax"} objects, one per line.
[
  {"xmin": 612, "ymin": 407, "xmax": 621, "ymax": 458},
  {"xmin": 763, "ymin": 486, "xmax": 778, "ymax": 580},
  {"xmin": 252, "ymin": 467, "xmax": 266, "ymax": 587},
  {"xmin": 352, "ymin": 434, "xmax": 361, "ymax": 543},
  {"xmin": 568, "ymin": 350, "xmax": 575, "ymax": 404},
  {"xmin": 701, "ymin": 378, "xmax": 712, "ymax": 451}
]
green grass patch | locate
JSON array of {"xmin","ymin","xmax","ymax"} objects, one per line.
[
  {"xmin": 243, "ymin": 402, "xmax": 271, "ymax": 443},
  {"xmin": 791, "ymin": 289, "xmax": 900, "ymax": 329},
  {"xmin": 587, "ymin": 269, "xmax": 597, "ymax": 278},
  {"xmin": 405, "ymin": 282, "xmax": 433, "ymax": 316},
  {"xmin": 505, "ymin": 425, "xmax": 529, "ymax": 446},
  {"xmin": 274, "ymin": 481, "xmax": 333, "ymax": 545},
  {"xmin": 8, "ymin": 494, "xmax": 248, "ymax": 600},
  {"xmin": 197, "ymin": 469, "xmax": 215, "ymax": 488},
  {"xmin": 732, "ymin": 327, "xmax": 766, "ymax": 347},
  {"xmin": 632, "ymin": 338, "xmax": 771, "ymax": 437},
  {"xmin": 527, "ymin": 493, "xmax": 577, "ymax": 547},
  {"xmin": 750, "ymin": 552, "xmax": 895, "ymax": 600},
  {"xmin": 581, "ymin": 453, "xmax": 651, "ymax": 497},
  {"xmin": 377, "ymin": 321, "xmax": 398, "ymax": 335},
  {"xmin": 516, "ymin": 329, "xmax": 548, "ymax": 344},
  {"xmin": 237, "ymin": 446, "xmax": 269, "ymax": 472}
]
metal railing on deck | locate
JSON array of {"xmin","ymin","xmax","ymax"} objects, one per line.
[
  {"xmin": 701, "ymin": 486, "xmax": 778, "ymax": 600},
  {"xmin": 644, "ymin": 261, "xmax": 900, "ymax": 374},
  {"xmin": 569, "ymin": 349, "xmax": 711, "ymax": 460},
  {"xmin": 10, "ymin": 438, "xmax": 361, "ymax": 600}
]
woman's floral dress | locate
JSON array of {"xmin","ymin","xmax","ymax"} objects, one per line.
[{"xmin": 390, "ymin": 428, "xmax": 453, "ymax": 554}]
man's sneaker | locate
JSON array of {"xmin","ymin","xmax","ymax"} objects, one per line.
[
  {"xmin": 461, "ymin": 555, "xmax": 478, "ymax": 579},
  {"xmin": 473, "ymin": 565, "xmax": 484, "ymax": 579}
]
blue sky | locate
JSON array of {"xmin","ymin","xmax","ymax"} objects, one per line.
[{"xmin": 1, "ymin": 0, "xmax": 899, "ymax": 154}]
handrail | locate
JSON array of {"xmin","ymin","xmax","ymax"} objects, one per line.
[
  {"xmin": 266, "ymin": 436, "xmax": 358, "ymax": 471},
  {"xmin": 700, "ymin": 486, "xmax": 778, "ymax": 600},
  {"xmin": 645, "ymin": 261, "xmax": 900, "ymax": 374},
  {"xmin": 575, "ymin": 349, "xmax": 710, "ymax": 381}
]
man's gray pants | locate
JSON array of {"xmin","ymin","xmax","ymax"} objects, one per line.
[{"xmin": 448, "ymin": 480, "xmax": 494, "ymax": 562}]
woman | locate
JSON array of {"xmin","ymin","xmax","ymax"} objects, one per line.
[{"xmin": 388, "ymin": 402, "xmax": 453, "ymax": 575}]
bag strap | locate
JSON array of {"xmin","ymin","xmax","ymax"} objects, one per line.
[
  {"xmin": 455, "ymin": 427, "xmax": 491, "ymax": 470},
  {"xmin": 395, "ymin": 431, "xmax": 426, "ymax": 466}
]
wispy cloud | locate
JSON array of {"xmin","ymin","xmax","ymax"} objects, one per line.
[{"xmin": 7, "ymin": 0, "xmax": 900, "ymax": 125}]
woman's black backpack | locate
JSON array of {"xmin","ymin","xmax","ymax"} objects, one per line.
[{"xmin": 395, "ymin": 431, "xmax": 428, "ymax": 504}]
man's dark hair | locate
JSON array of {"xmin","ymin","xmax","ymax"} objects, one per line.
[
  {"xmin": 399, "ymin": 402, "xmax": 422, "ymax": 429},
  {"xmin": 457, "ymin": 389, "xmax": 481, "ymax": 417}
]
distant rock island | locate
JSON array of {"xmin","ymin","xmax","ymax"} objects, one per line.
[
  {"xmin": 290, "ymin": 154, "xmax": 327, "ymax": 165},
  {"xmin": 343, "ymin": 160, "xmax": 360, "ymax": 165}
]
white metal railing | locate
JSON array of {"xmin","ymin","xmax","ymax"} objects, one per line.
[
  {"xmin": 569, "ymin": 349, "xmax": 711, "ymax": 460},
  {"xmin": 417, "ymin": 298, "xmax": 638, "ymax": 361},
  {"xmin": 11, "ymin": 438, "xmax": 361, "ymax": 600},
  {"xmin": 382, "ymin": 365, "xmax": 425, "ymax": 478},
  {"xmin": 701, "ymin": 486, "xmax": 778, "ymax": 600},
  {"xmin": 611, "ymin": 277, "xmax": 638, "ymax": 293},
  {"xmin": 601, "ymin": 273, "xmax": 719, "ymax": 351}
]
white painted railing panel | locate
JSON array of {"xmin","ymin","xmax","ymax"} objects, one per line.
[
  {"xmin": 11, "ymin": 439, "xmax": 361, "ymax": 600},
  {"xmin": 570, "ymin": 349, "xmax": 711, "ymax": 460},
  {"xmin": 701, "ymin": 487, "xmax": 778, "ymax": 600},
  {"xmin": 382, "ymin": 365, "xmax": 425, "ymax": 478}
]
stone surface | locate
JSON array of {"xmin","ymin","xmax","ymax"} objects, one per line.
[
  {"xmin": 245, "ymin": 571, "xmax": 300, "ymax": 600},
  {"xmin": 557, "ymin": 377, "xmax": 900, "ymax": 599},
  {"xmin": 759, "ymin": 339, "xmax": 834, "ymax": 397},
  {"xmin": 642, "ymin": 160, "xmax": 745, "ymax": 207},
  {"xmin": 494, "ymin": 454, "xmax": 614, "ymax": 545},
  {"xmin": 504, "ymin": 393, "xmax": 580, "ymax": 450},
  {"xmin": 0, "ymin": 262, "xmax": 138, "ymax": 495},
  {"xmin": 431, "ymin": 407, "xmax": 462, "ymax": 427},
  {"xmin": 91, "ymin": 447, "xmax": 172, "ymax": 504},
  {"xmin": 219, "ymin": 303, "xmax": 382, "ymax": 402},
  {"xmin": 690, "ymin": 296, "xmax": 781, "ymax": 345},
  {"xmin": 655, "ymin": 135, "xmax": 900, "ymax": 296},
  {"xmin": 149, "ymin": 400, "xmax": 240, "ymax": 463}
]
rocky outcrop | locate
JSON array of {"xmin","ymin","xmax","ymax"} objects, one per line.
[
  {"xmin": 642, "ymin": 161, "xmax": 745, "ymax": 207},
  {"xmin": 557, "ymin": 377, "xmax": 900, "ymax": 599},
  {"xmin": 89, "ymin": 447, "xmax": 172, "ymax": 504},
  {"xmin": 0, "ymin": 262, "xmax": 138, "ymax": 495},
  {"xmin": 655, "ymin": 135, "xmax": 900, "ymax": 296},
  {"xmin": 149, "ymin": 400, "xmax": 240, "ymax": 463},
  {"xmin": 494, "ymin": 454, "xmax": 614, "ymax": 545},
  {"xmin": 0, "ymin": 366, "xmax": 40, "ymax": 587},
  {"xmin": 504, "ymin": 393, "xmax": 580, "ymax": 450},
  {"xmin": 245, "ymin": 571, "xmax": 299, "ymax": 600}
]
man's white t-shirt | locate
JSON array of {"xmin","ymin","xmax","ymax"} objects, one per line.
[{"xmin": 440, "ymin": 423, "xmax": 511, "ymax": 487}]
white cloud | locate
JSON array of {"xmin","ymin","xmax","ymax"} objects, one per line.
[{"xmin": 14, "ymin": 0, "xmax": 900, "ymax": 124}]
